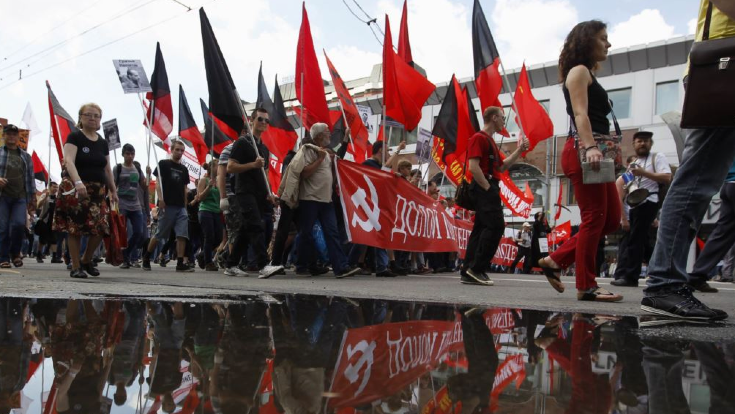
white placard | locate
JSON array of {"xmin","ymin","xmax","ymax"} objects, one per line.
[{"xmin": 112, "ymin": 59, "xmax": 152, "ymax": 94}]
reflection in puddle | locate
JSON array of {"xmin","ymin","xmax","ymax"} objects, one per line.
[{"xmin": 0, "ymin": 296, "xmax": 731, "ymax": 413}]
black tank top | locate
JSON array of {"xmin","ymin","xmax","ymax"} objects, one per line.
[{"xmin": 563, "ymin": 71, "xmax": 611, "ymax": 134}]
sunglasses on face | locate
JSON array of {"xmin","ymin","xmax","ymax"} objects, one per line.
[{"xmin": 256, "ymin": 117, "xmax": 270, "ymax": 124}]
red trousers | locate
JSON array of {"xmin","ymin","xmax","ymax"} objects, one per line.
[{"xmin": 550, "ymin": 138, "xmax": 620, "ymax": 290}]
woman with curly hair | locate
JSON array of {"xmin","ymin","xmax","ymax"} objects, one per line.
[
  {"xmin": 53, "ymin": 103, "xmax": 118, "ymax": 279},
  {"xmin": 537, "ymin": 20, "xmax": 623, "ymax": 302}
]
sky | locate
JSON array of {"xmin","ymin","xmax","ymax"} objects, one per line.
[{"xmin": 0, "ymin": 0, "xmax": 700, "ymax": 179}]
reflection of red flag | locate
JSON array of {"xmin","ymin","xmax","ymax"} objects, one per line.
[
  {"xmin": 382, "ymin": 15, "xmax": 435, "ymax": 131},
  {"xmin": 146, "ymin": 42, "xmax": 174, "ymax": 145},
  {"xmin": 515, "ymin": 64, "xmax": 554, "ymax": 155},
  {"xmin": 46, "ymin": 81, "xmax": 77, "ymax": 165},
  {"xmin": 296, "ymin": 3, "xmax": 331, "ymax": 130},
  {"xmin": 397, "ymin": 0, "xmax": 413, "ymax": 66},
  {"xmin": 178, "ymin": 85, "xmax": 208, "ymax": 165},
  {"xmin": 32, "ymin": 151, "xmax": 49, "ymax": 183},
  {"xmin": 472, "ymin": 0, "xmax": 509, "ymax": 137},
  {"xmin": 324, "ymin": 51, "xmax": 369, "ymax": 163},
  {"xmin": 555, "ymin": 182, "xmax": 564, "ymax": 220}
]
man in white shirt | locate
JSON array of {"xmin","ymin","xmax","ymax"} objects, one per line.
[{"xmin": 612, "ymin": 131, "xmax": 671, "ymax": 287}]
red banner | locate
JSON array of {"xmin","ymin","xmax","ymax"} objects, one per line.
[
  {"xmin": 337, "ymin": 160, "xmax": 473, "ymax": 256},
  {"xmin": 490, "ymin": 237, "xmax": 518, "ymax": 267},
  {"xmin": 329, "ymin": 319, "xmax": 464, "ymax": 408}
]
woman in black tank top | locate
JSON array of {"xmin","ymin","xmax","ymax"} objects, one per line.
[{"xmin": 537, "ymin": 20, "xmax": 623, "ymax": 303}]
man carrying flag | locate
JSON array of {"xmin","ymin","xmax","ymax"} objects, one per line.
[
  {"xmin": 462, "ymin": 108, "xmax": 528, "ymax": 286},
  {"xmin": 226, "ymin": 108, "xmax": 284, "ymax": 279}
]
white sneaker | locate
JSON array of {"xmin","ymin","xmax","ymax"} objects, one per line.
[
  {"xmin": 259, "ymin": 264, "xmax": 285, "ymax": 279},
  {"xmin": 224, "ymin": 267, "xmax": 249, "ymax": 277}
]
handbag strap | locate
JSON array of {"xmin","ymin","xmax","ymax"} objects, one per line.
[
  {"xmin": 608, "ymin": 99, "xmax": 622, "ymax": 136},
  {"xmin": 703, "ymin": 1, "xmax": 714, "ymax": 41}
]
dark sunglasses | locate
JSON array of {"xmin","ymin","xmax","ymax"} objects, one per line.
[{"xmin": 256, "ymin": 117, "xmax": 270, "ymax": 124}]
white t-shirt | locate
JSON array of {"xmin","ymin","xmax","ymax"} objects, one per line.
[{"xmin": 632, "ymin": 152, "xmax": 671, "ymax": 206}]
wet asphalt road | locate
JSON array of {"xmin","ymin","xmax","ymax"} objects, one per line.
[{"xmin": 2, "ymin": 262, "xmax": 734, "ymax": 340}]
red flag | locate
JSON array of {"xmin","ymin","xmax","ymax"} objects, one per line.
[
  {"xmin": 178, "ymin": 85, "xmax": 208, "ymax": 165},
  {"xmin": 324, "ymin": 51, "xmax": 369, "ymax": 162},
  {"xmin": 382, "ymin": 15, "xmax": 435, "ymax": 131},
  {"xmin": 524, "ymin": 182, "xmax": 534, "ymax": 201},
  {"xmin": 549, "ymin": 221, "xmax": 572, "ymax": 246},
  {"xmin": 45, "ymin": 81, "xmax": 77, "ymax": 165},
  {"xmin": 515, "ymin": 64, "xmax": 554, "ymax": 155},
  {"xmin": 397, "ymin": 0, "xmax": 413, "ymax": 66},
  {"xmin": 32, "ymin": 151, "xmax": 49, "ymax": 183},
  {"xmin": 295, "ymin": 3, "xmax": 331, "ymax": 130},
  {"xmin": 257, "ymin": 66, "xmax": 298, "ymax": 159},
  {"xmin": 200, "ymin": 8, "xmax": 246, "ymax": 139},
  {"xmin": 145, "ymin": 42, "xmax": 174, "ymax": 145},
  {"xmin": 472, "ymin": 0, "xmax": 508, "ymax": 137},
  {"xmin": 555, "ymin": 182, "xmax": 564, "ymax": 220}
]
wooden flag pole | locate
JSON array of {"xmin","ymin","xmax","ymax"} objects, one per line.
[
  {"xmin": 138, "ymin": 93, "xmax": 162, "ymax": 197},
  {"xmin": 381, "ymin": 104, "xmax": 387, "ymax": 166},
  {"xmin": 47, "ymin": 130, "xmax": 52, "ymax": 188},
  {"xmin": 234, "ymin": 89, "xmax": 272, "ymax": 196}
]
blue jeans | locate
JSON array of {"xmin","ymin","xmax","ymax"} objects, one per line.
[
  {"xmin": 198, "ymin": 211, "xmax": 223, "ymax": 265},
  {"xmin": 297, "ymin": 200, "xmax": 349, "ymax": 274},
  {"xmin": 0, "ymin": 197, "xmax": 27, "ymax": 263},
  {"xmin": 121, "ymin": 209, "xmax": 146, "ymax": 263},
  {"xmin": 348, "ymin": 244, "xmax": 388, "ymax": 273},
  {"xmin": 645, "ymin": 128, "xmax": 735, "ymax": 294}
]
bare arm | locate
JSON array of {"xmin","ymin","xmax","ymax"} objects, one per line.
[
  {"xmin": 469, "ymin": 158, "xmax": 490, "ymax": 191},
  {"xmin": 384, "ymin": 141, "xmax": 406, "ymax": 169},
  {"xmin": 500, "ymin": 140, "xmax": 527, "ymax": 172},
  {"xmin": 216, "ymin": 165, "xmax": 227, "ymax": 200},
  {"xmin": 301, "ymin": 149, "xmax": 326, "ymax": 179},
  {"xmin": 712, "ymin": 0, "xmax": 735, "ymax": 20},
  {"xmin": 197, "ymin": 177, "xmax": 211, "ymax": 202},
  {"xmin": 63, "ymin": 144, "xmax": 81, "ymax": 183},
  {"xmin": 616, "ymin": 176, "xmax": 627, "ymax": 221},
  {"xmin": 227, "ymin": 158, "xmax": 263, "ymax": 174}
]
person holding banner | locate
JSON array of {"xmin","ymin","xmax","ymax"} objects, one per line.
[
  {"xmin": 538, "ymin": 21, "xmax": 623, "ymax": 302},
  {"xmin": 461, "ymin": 107, "xmax": 528, "ymax": 286},
  {"xmin": 53, "ymin": 104, "xmax": 117, "ymax": 279},
  {"xmin": 0, "ymin": 125, "xmax": 37, "ymax": 269}
]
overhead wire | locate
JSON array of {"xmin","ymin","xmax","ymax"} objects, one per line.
[
  {"xmin": 0, "ymin": 0, "xmax": 216, "ymax": 91},
  {"xmin": 0, "ymin": 0, "xmax": 158, "ymax": 76},
  {"xmin": 0, "ymin": 0, "xmax": 106, "ymax": 64},
  {"xmin": 342, "ymin": 0, "xmax": 385, "ymax": 46}
]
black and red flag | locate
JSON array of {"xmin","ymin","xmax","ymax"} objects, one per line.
[
  {"xmin": 199, "ymin": 99, "xmax": 233, "ymax": 155},
  {"xmin": 200, "ymin": 7, "xmax": 245, "ymax": 140},
  {"xmin": 178, "ymin": 85, "xmax": 209, "ymax": 165},
  {"xmin": 45, "ymin": 80, "xmax": 77, "ymax": 165},
  {"xmin": 145, "ymin": 42, "xmax": 174, "ymax": 148},
  {"xmin": 472, "ymin": 0, "xmax": 506, "ymax": 137},
  {"xmin": 31, "ymin": 151, "xmax": 48, "ymax": 183},
  {"xmin": 324, "ymin": 51, "xmax": 369, "ymax": 163},
  {"xmin": 382, "ymin": 15, "xmax": 435, "ymax": 132},
  {"xmin": 431, "ymin": 75, "xmax": 475, "ymax": 165},
  {"xmin": 397, "ymin": 0, "xmax": 413, "ymax": 66},
  {"xmin": 256, "ymin": 65, "xmax": 298, "ymax": 159},
  {"xmin": 295, "ymin": 2, "xmax": 331, "ymax": 130}
]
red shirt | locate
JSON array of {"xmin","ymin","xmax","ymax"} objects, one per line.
[{"xmin": 467, "ymin": 131, "xmax": 501, "ymax": 179}]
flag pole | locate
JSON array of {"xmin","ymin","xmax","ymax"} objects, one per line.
[
  {"xmin": 47, "ymin": 130, "xmax": 52, "ymax": 188},
  {"xmin": 498, "ymin": 60, "xmax": 527, "ymax": 144},
  {"xmin": 299, "ymin": 72, "xmax": 305, "ymax": 141},
  {"xmin": 139, "ymin": 93, "xmax": 162, "ymax": 197},
  {"xmin": 338, "ymin": 104, "xmax": 354, "ymax": 149},
  {"xmin": 381, "ymin": 105, "xmax": 387, "ymax": 166}
]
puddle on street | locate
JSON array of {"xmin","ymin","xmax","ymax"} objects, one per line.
[{"xmin": 0, "ymin": 295, "xmax": 732, "ymax": 414}]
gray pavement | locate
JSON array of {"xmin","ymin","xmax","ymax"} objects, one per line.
[{"xmin": 2, "ymin": 261, "xmax": 734, "ymax": 319}]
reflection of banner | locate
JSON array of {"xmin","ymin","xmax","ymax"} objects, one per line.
[
  {"xmin": 336, "ymin": 159, "xmax": 472, "ymax": 255},
  {"xmin": 421, "ymin": 385, "xmax": 462, "ymax": 414},
  {"xmin": 490, "ymin": 354, "xmax": 526, "ymax": 411},
  {"xmin": 329, "ymin": 319, "xmax": 464, "ymax": 408},
  {"xmin": 112, "ymin": 59, "xmax": 152, "ymax": 94},
  {"xmin": 102, "ymin": 119, "xmax": 121, "ymax": 150},
  {"xmin": 483, "ymin": 308, "xmax": 517, "ymax": 334}
]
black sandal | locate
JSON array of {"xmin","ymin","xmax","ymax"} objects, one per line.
[
  {"xmin": 538, "ymin": 259, "xmax": 565, "ymax": 293},
  {"xmin": 81, "ymin": 262, "xmax": 100, "ymax": 277},
  {"xmin": 70, "ymin": 269, "xmax": 88, "ymax": 279},
  {"xmin": 11, "ymin": 257, "xmax": 23, "ymax": 268},
  {"xmin": 577, "ymin": 287, "xmax": 623, "ymax": 302}
]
